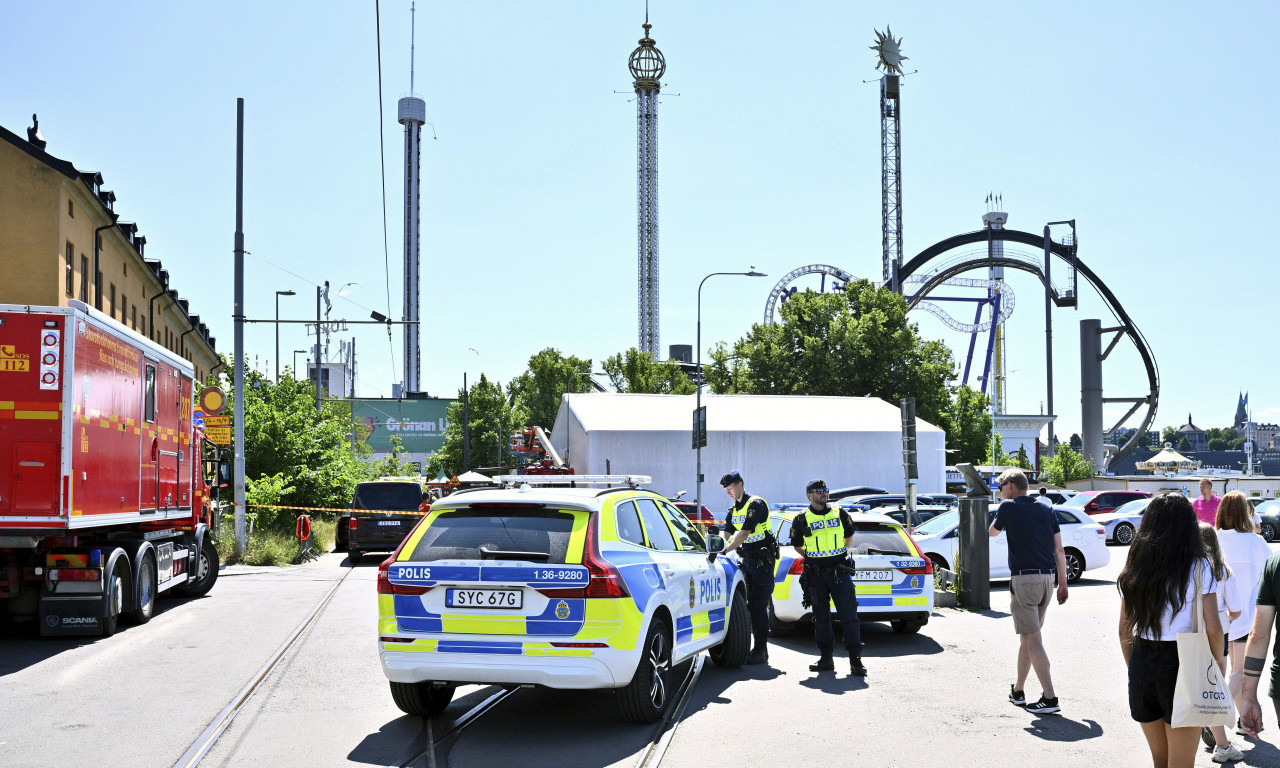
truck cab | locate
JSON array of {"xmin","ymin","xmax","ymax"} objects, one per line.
[{"xmin": 346, "ymin": 479, "xmax": 429, "ymax": 565}]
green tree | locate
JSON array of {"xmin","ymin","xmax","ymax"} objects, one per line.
[
  {"xmin": 941, "ymin": 385, "xmax": 991, "ymax": 465},
  {"xmin": 704, "ymin": 280, "xmax": 954, "ymax": 425},
  {"xmin": 426, "ymin": 374, "xmax": 524, "ymax": 477},
  {"xmin": 1014, "ymin": 445, "xmax": 1032, "ymax": 471},
  {"xmin": 1041, "ymin": 445, "xmax": 1093, "ymax": 487},
  {"xmin": 507, "ymin": 348, "xmax": 593, "ymax": 430},
  {"xmin": 1161, "ymin": 426, "xmax": 1179, "ymax": 446},
  {"xmin": 1069, "ymin": 433, "xmax": 1083, "ymax": 452},
  {"xmin": 602, "ymin": 348, "xmax": 696, "ymax": 394},
  {"xmin": 1208, "ymin": 438, "xmax": 1228, "ymax": 451},
  {"xmin": 220, "ymin": 357, "xmax": 375, "ymax": 530},
  {"xmin": 1177, "ymin": 436, "xmax": 1192, "ymax": 452}
]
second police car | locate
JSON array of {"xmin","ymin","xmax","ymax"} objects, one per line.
[
  {"xmin": 376, "ymin": 476, "xmax": 749, "ymax": 723},
  {"xmin": 767, "ymin": 508, "xmax": 934, "ymax": 634}
]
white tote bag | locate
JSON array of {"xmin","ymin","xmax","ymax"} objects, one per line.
[{"xmin": 1170, "ymin": 567, "xmax": 1237, "ymax": 728}]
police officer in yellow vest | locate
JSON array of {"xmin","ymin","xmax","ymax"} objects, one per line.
[
  {"xmin": 720, "ymin": 471, "xmax": 775, "ymax": 665},
  {"xmin": 789, "ymin": 479, "xmax": 866, "ymax": 676}
]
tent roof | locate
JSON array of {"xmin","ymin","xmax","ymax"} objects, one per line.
[
  {"xmin": 1135, "ymin": 446, "xmax": 1201, "ymax": 470},
  {"xmin": 455, "ymin": 470, "xmax": 492, "ymax": 483},
  {"xmin": 557, "ymin": 393, "xmax": 942, "ymax": 433}
]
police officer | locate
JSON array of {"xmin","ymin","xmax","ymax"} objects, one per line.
[
  {"xmin": 720, "ymin": 471, "xmax": 775, "ymax": 665},
  {"xmin": 790, "ymin": 479, "xmax": 866, "ymax": 676}
]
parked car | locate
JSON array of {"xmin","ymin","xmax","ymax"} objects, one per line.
[
  {"xmin": 920, "ymin": 493, "xmax": 959, "ymax": 509},
  {"xmin": 827, "ymin": 485, "xmax": 888, "ymax": 501},
  {"xmin": 346, "ymin": 478, "xmax": 430, "ymax": 565},
  {"xmin": 1034, "ymin": 491, "xmax": 1074, "ymax": 505},
  {"xmin": 670, "ymin": 500, "xmax": 714, "ymax": 525},
  {"xmin": 860, "ymin": 504, "xmax": 949, "ymax": 528},
  {"xmin": 1063, "ymin": 490, "xmax": 1152, "ymax": 516},
  {"xmin": 1092, "ymin": 497, "xmax": 1150, "ymax": 545},
  {"xmin": 911, "ymin": 505, "xmax": 1109, "ymax": 583},
  {"xmin": 1252, "ymin": 500, "xmax": 1280, "ymax": 542},
  {"xmin": 767, "ymin": 510, "xmax": 933, "ymax": 634}
]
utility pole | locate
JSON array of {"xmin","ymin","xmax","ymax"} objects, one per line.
[{"xmin": 232, "ymin": 98, "xmax": 247, "ymax": 556}]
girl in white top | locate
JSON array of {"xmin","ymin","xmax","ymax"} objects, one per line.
[
  {"xmin": 1201, "ymin": 523, "xmax": 1244, "ymax": 758},
  {"xmin": 1119, "ymin": 493, "xmax": 1225, "ymax": 768},
  {"xmin": 1215, "ymin": 492, "xmax": 1274, "ymax": 727}
]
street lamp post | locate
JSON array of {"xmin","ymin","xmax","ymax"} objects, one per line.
[
  {"xmin": 695, "ymin": 270, "xmax": 766, "ymax": 522},
  {"xmin": 292, "ymin": 349, "xmax": 307, "ymax": 379},
  {"xmin": 274, "ymin": 290, "xmax": 296, "ymax": 380}
]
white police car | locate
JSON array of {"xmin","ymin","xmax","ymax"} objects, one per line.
[
  {"xmin": 377, "ymin": 476, "xmax": 750, "ymax": 723},
  {"xmin": 767, "ymin": 509, "xmax": 934, "ymax": 634}
]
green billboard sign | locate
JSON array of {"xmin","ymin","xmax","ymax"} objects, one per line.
[{"xmin": 351, "ymin": 398, "xmax": 456, "ymax": 457}]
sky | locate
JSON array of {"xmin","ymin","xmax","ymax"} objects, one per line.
[{"xmin": 4, "ymin": 1, "xmax": 1279, "ymax": 443}]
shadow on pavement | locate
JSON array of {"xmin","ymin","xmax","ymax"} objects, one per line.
[
  {"xmin": 767, "ymin": 620, "xmax": 945, "ymax": 658},
  {"xmin": 1240, "ymin": 735, "xmax": 1280, "ymax": 766},
  {"xmin": 347, "ymin": 684, "xmax": 501, "ymax": 766},
  {"xmin": 1021, "ymin": 714, "xmax": 1103, "ymax": 742}
]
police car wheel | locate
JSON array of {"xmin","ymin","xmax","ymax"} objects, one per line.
[
  {"xmin": 619, "ymin": 616, "xmax": 672, "ymax": 723},
  {"xmin": 891, "ymin": 619, "xmax": 922, "ymax": 635},
  {"xmin": 710, "ymin": 592, "xmax": 750, "ymax": 668},
  {"xmin": 390, "ymin": 681, "xmax": 455, "ymax": 717}
]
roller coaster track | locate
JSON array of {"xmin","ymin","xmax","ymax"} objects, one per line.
[{"xmin": 899, "ymin": 229, "xmax": 1160, "ymax": 467}]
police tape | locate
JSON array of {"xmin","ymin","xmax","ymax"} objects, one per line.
[{"xmin": 243, "ymin": 503, "xmax": 429, "ymax": 516}]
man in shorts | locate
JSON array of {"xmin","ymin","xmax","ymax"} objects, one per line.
[{"xmin": 990, "ymin": 468, "xmax": 1069, "ymax": 714}]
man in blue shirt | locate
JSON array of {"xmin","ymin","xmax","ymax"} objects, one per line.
[{"xmin": 990, "ymin": 468, "xmax": 1068, "ymax": 714}]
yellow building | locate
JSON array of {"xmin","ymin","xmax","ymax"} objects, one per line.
[{"xmin": 0, "ymin": 120, "xmax": 217, "ymax": 382}]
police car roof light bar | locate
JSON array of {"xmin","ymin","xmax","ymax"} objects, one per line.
[{"xmin": 493, "ymin": 474, "xmax": 653, "ymax": 489}]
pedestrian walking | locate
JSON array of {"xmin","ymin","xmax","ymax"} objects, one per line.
[
  {"xmin": 989, "ymin": 467, "xmax": 1067, "ymax": 714},
  {"xmin": 719, "ymin": 471, "xmax": 775, "ymax": 665},
  {"xmin": 788, "ymin": 479, "xmax": 866, "ymax": 676},
  {"xmin": 1119, "ymin": 492, "xmax": 1225, "ymax": 768},
  {"xmin": 1216, "ymin": 491, "xmax": 1272, "ymax": 736},
  {"xmin": 1036, "ymin": 487, "xmax": 1052, "ymax": 506},
  {"xmin": 1195, "ymin": 479, "xmax": 1223, "ymax": 526},
  {"xmin": 1239, "ymin": 550, "xmax": 1280, "ymax": 741},
  {"xmin": 1200, "ymin": 522, "xmax": 1246, "ymax": 762}
]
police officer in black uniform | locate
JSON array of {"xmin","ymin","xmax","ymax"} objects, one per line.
[
  {"xmin": 720, "ymin": 471, "xmax": 775, "ymax": 665},
  {"xmin": 790, "ymin": 479, "xmax": 866, "ymax": 676}
]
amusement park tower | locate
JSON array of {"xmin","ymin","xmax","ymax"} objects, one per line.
[
  {"xmin": 871, "ymin": 28, "xmax": 907, "ymax": 292},
  {"xmin": 398, "ymin": 3, "xmax": 427, "ymax": 393},
  {"xmin": 629, "ymin": 11, "xmax": 666, "ymax": 357}
]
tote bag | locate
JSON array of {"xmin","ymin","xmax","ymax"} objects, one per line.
[{"xmin": 1170, "ymin": 567, "xmax": 1237, "ymax": 728}]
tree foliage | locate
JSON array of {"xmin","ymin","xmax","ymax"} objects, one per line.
[
  {"xmin": 703, "ymin": 280, "xmax": 954, "ymax": 425},
  {"xmin": 507, "ymin": 348, "xmax": 593, "ymax": 430},
  {"xmin": 1069, "ymin": 433, "xmax": 1083, "ymax": 451},
  {"xmin": 426, "ymin": 374, "xmax": 524, "ymax": 478},
  {"xmin": 1177, "ymin": 436, "xmax": 1192, "ymax": 452},
  {"xmin": 941, "ymin": 385, "xmax": 991, "ymax": 465},
  {"xmin": 602, "ymin": 348, "xmax": 696, "ymax": 394},
  {"xmin": 1041, "ymin": 445, "xmax": 1093, "ymax": 487}
]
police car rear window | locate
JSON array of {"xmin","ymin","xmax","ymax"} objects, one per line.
[
  {"xmin": 406, "ymin": 509, "xmax": 577, "ymax": 564},
  {"xmin": 353, "ymin": 482, "xmax": 421, "ymax": 512},
  {"xmin": 848, "ymin": 522, "xmax": 911, "ymax": 556}
]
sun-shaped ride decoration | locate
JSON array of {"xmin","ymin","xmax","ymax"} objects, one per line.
[{"xmin": 871, "ymin": 27, "xmax": 907, "ymax": 75}]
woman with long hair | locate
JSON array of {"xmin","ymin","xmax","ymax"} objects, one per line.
[
  {"xmin": 1216, "ymin": 492, "xmax": 1273, "ymax": 739},
  {"xmin": 1119, "ymin": 493, "xmax": 1225, "ymax": 768}
]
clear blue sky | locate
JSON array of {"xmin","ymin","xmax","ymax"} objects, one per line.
[{"xmin": 5, "ymin": 1, "xmax": 1278, "ymax": 441}]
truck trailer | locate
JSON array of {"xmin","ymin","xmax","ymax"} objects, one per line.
[{"xmin": 0, "ymin": 301, "xmax": 223, "ymax": 636}]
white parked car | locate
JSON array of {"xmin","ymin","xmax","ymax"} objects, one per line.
[{"xmin": 911, "ymin": 504, "xmax": 1109, "ymax": 583}]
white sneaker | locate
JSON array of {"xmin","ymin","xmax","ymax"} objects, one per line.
[{"xmin": 1212, "ymin": 744, "xmax": 1245, "ymax": 763}]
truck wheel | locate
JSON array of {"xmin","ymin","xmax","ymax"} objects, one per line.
[
  {"xmin": 129, "ymin": 552, "xmax": 157, "ymax": 624},
  {"xmin": 709, "ymin": 592, "xmax": 750, "ymax": 668},
  {"xmin": 176, "ymin": 537, "xmax": 219, "ymax": 597},
  {"xmin": 348, "ymin": 549, "xmax": 362, "ymax": 566},
  {"xmin": 389, "ymin": 681, "xmax": 455, "ymax": 717},
  {"xmin": 618, "ymin": 616, "xmax": 671, "ymax": 723},
  {"xmin": 102, "ymin": 563, "xmax": 126, "ymax": 637}
]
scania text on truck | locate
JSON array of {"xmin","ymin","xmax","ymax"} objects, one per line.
[{"xmin": 0, "ymin": 301, "xmax": 225, "ymax": 637}]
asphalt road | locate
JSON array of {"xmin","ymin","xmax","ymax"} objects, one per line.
[{"xmin": 6, "ymin": 545, "xmax": 1280, "ymax": 768}]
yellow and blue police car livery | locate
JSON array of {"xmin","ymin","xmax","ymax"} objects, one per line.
[
  {"xmin": 378, "ymin": 479, "xmax": 750, "ymax": 723},
  {"xmin": 768, "ymin": 509, "xmax": 934, "ymax": 633}
]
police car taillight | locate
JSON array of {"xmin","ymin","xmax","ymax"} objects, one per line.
[
  {"xmin": 582, "ymin": 513, "xmax": 629, "ymax": 599},
  {"xmin": 899, "ymin": 531, "xmax": 934, "ymax": 575},
  {"xmin": 377, "ymin": 537, "xmax": 429, "ymax": 595}
]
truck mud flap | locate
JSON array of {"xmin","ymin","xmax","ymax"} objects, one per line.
[{"xmin": 39, "ymin": 596, "xmax": 104, "ymax": 637}]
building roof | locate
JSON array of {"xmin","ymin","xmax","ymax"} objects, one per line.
[{"xmin": 1178, "ymin": 413, "xmax": 1204, "ymax": 434}]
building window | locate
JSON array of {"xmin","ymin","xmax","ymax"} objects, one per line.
[
  {"xmin": 109, "ymin": 284, "xmax": 116, "ymax": 318},
  {"xmin": 123, "ymin": 262, "xmax": 127, "ymax": 277},
  {"xmin": 144, "ymin": 365, "xmax": 156, "ymax": 422},
  {"xmin": 68, "ymin": 200, "xmax": 74, "ymax": 217},
  {"xmin": 79, "ymin": 256, "xmax": 88, "ymax": 302},
  {"xmin": 130, "ymin": 305, "xmax": 137, "ymax": 330},
  {"xmin": 121, "ymin": 296, "xmax": 128, "ymax": 326},
  {"xmin": 141, "ymin": 316, "xmax": 146, "ymax": 337},
  {"xmin": 65, "ymin": 242, "xmax": 74, "ymax": 295}
]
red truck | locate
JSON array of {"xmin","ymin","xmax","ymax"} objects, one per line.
[{"xmin": 1, "ymin": 301, "xmax": 223, "ymax": 637}]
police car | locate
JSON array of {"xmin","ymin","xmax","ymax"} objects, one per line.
[
  {"xmin": 767, "ymin": 509, "xmax": 934, "ymax": 634},
  {"xmin": 377, "ymin": 476, "xmax": 750, "ymax": 723}
]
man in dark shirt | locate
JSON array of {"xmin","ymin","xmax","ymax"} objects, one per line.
[
  {"xmin": 990, "ymin": 467, "xmax": 1068, "ymax": 714},
  {"xmin": 789, "ymin": 479, "xmax": 866, "ymax": 676},
  {"xmin": 721, "ymin": 471, "xmax": 775, "ymax": 665},
  {"xmin": 1239, "ymin": 552, "xmax": 1280, "ymax": 736}
]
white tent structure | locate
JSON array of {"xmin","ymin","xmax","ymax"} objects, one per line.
[{"xmin": 550, "ymin": 394, "xmax": 946, "ymax": 509}]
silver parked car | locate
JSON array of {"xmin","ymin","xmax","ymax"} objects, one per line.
[{"xmin": 1091, "ymin": 497, "xmax": 1149, "ymax": 545}]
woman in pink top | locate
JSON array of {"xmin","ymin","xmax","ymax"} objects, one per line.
[{"xmin": 1193, "ymin": 479, "xmax": 1222, "ymax": 526}]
